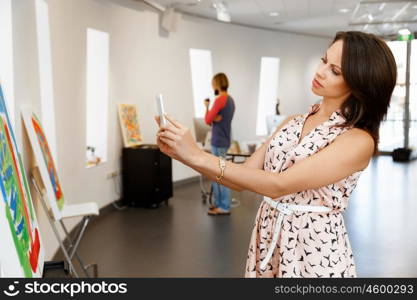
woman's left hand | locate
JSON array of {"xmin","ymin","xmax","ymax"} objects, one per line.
[{"xmin": 155, "ymin": 115, "xmax": 203, "ymax": 166}]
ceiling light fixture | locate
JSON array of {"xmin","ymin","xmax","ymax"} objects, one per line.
[
  {"xmin": 367, "ymin": 13, "xmax": 374, "ymax": 22},
  {"xmin": 338, "ymin": 8, "xmax": 350, "ymax": 13},
  {"xmin": 378, "ymin": 3, "xmax": 386, "ymax": 11},
  {"xmin": 398, "ymin": 28, "xmax": 411, "ymax": 35},
  {"xmin": 269, "ymin": 12, "xmax": 279, "ymax": 17}
]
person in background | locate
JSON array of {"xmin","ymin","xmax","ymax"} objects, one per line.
[{"xmin": 204, "ymin": 73, "xmax": 235, "ymax": 216}]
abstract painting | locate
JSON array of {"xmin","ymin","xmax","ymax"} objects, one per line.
[
  {"xmin": 118, "ymin": 104, "xmax": 142, "ymax": 148},
  {"xmin": 21, "ymin": 108, "xmax": 64, "ymax": 221},
  {"xmin": 0, "ymin": 85, "xmax": 44, "ymax": 277}
]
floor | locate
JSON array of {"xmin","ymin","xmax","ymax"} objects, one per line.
[{"xmin": 55, "ymin": 155, "xmax": 417, "ymax": 277}]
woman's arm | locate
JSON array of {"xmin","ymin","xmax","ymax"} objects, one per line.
[
  {"xmin": 157, "ymin": 116, "xmax": 374, "ymax": 199},
  {"xmin": 157, "ymin": 115, "xmax": 297, "ymax": 192},
  {"xmin": 205, "ymin": 96, "xmax": 227, "ymax": 125},
  {"xmin": 214, "ymin": 114, "xmax": 299, "ymax": 191},
  {"xmin": 189, "ymin": 129, "xmax": 373, "ymax": 198}
]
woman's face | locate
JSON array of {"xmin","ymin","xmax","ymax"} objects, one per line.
[
  {"xmin": 212, "ymin": 80, "xmax": 218, "ymax": 91},
  {"xmin": 212, "ymin": 80, "xmax": 220, "ymax": 95},
  {"xmin": 312, "ymin": 39, "xmax": 351, "ymax": 100}
]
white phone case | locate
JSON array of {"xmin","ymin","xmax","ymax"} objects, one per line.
[{"xmin": 156, "ymin": 94, "xmax": 167, "ymax": 126}]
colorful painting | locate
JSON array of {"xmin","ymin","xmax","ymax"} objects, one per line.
[
  {"xmin": 33, "ymin": 115, "xmax": 64, "ymax": 209},
  {"xmin": 21, "ymin": 109, "xmax": 65, "ymax": 221},
  {"xmin": 118, "ymin": 104, "xmax": 142, "ymax": 148},
  {"xmin": 0, "ymin": 85, "xmax": 44, "ymax": 277}
]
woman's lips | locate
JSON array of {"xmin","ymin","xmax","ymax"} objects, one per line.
[{"xmin": 312, "ymin": 78, "xmax": 323, "ymax": 88}]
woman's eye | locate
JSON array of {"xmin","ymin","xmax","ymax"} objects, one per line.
[{"xmin": 321, "ymin": 57, "xmax": 339, "ymax": 75}]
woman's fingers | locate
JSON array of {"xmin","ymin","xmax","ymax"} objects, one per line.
[
  {"xmin": 159, "ymin": 136, "xmax": 176, "ymax": 148},
  {"xmin": 157, "ymin": 126, "xmax": 165, "ymax": 135},
  {"xmin": 165, "ymin": 114, "xmax": 182, "ymax": 129},
  {"xmin": 155, "ymin": 115, "xmax": 178, "ymax": 134},
  {"xmin": 161, "ymin": 122, "xmax": 181, "ymax": 135},
  {"xmin": 158, "ymin": 130, "xmax": 178, "ymax": 142}
]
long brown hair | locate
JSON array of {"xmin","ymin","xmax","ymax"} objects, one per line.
[{"xmin": 332, "ymin": 31, "xmax": 397, "ymax": 154}]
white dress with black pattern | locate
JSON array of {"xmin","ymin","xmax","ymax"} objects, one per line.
[{"xmin": 245, "ymin": 102, "xmax": 362, "ymax": 278}]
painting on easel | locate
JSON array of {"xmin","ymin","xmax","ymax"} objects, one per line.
[
  {"xmin": 118, "ymin": 104, "xmax": 142, "ymax": 148},
  {"xmin": 21, "ymin": 108, "xmax": 64, "ymax": 220},
  {"xmin": 0, "ymin": 85, "xmax": 44, "ymax": 277}
]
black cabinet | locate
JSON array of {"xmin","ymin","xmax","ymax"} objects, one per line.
[{"xmin": 122, "ymin": 145, "xmax": 173, "ymax": 208}]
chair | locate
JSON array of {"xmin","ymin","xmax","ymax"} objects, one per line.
[{"xmin": 30, "ymin": 167, "xmax": 98, "ymax": 278}]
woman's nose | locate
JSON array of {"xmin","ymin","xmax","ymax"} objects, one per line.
[{"xmin": 316, "ymin": 66, "xmax": 326, "ymax": 79}]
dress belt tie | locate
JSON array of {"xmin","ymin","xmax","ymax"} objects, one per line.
[{"xmin": 260, "ymin": 196, "xmax": 332, "ymax": 271}]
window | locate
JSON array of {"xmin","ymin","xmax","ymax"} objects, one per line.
[
  {"xmin": 408, "ymin": 40, "xmax": 417, "ymax": 151},
  {"xmin": 256, "ymin": 57, "xmax": 280, "ymax": 136},
  {"xmin": 378, "ymin": 41, "xmax": 407, "ymax": 151},
  {"xmin": 0, "ymin": 0, "xmax": 15, "ymax": 125},
  {"xmin": 380, "ymin": 40, "xmax": 417, "ymax": 152},
  {"xmin": 86, "ymin": 28, "xmax": 109, "ymax": 167},
  {"xmin": 189, "ymin": 49, "xmax": 213, "ymax": 118},
  {"xmin": 35, "ymin": 0, "xmax": 58, "ymax": 163}
]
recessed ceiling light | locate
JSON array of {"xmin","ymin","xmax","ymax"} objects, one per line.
[
  {"xmin": 367, "ymin": 13, "xmax": 373, "ymax": 21},
  {"xmin": 269, "ymin": 12, "xmax": 279, "ymax": 17},
  {"xmin": 398, "ymin": 28, "xmax": 411, "ymax": 35},
  {"xmin": 338, "ymin": 8, "xmax": 350, "ymax": 13},
  {"xmin": 412, "ymin": 4, "xmax": 417, "ymax": 9}
]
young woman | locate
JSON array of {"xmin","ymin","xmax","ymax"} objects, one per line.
[
  {"xmin": 155, "ymin": 31, "xmax": 396, "ymax": 277},
  {"xmin": 204, "ymin": 73, "xmax": 235, "ymax": 216}
]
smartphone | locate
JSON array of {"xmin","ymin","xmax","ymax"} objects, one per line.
[{"xmin": 156, "ymin": 93, "xmax": 167, "ymax": 127}]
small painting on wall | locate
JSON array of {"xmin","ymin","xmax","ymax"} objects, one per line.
[{"xmin": 118, "ymin": 104, "xmax": 142, "ymax": 148}]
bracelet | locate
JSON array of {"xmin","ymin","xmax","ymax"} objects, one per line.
[{"xmin": 216, "ymin": 157, "xmax": 226, "ymax": 183}]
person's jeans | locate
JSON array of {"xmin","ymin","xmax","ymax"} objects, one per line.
[{"xmin": 211, "ymin": 146, "xmax": 231, "ymax": 212}]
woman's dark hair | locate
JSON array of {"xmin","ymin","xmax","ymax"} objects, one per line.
[
  {"xmin": 212, "ymin": 73, "xmax": 229, "ymax": 91},
  {"xmin": 332, "ymin": 31, "xmax": 397, "ymax": 154}
]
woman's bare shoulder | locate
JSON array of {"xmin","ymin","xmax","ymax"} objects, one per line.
[{"xmin": 336, "ymin": 127, "xmax": 374, "ymax": 156}]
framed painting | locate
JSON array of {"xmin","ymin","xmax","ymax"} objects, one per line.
[
  {"xmin": 118, "ymin": 104, "xmax": 142, "ymax": 148},
  {"xmin": 21, "ymin": 108, "xmax": 64, "ymax": 221}
]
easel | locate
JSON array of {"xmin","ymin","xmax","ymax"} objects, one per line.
[{"xmin": 30, "ymin": 168, "xmax": 98, "ymax": 278}]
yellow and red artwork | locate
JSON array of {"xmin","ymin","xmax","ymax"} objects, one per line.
[
  {"xmin": 118, "ymin": 104, "xmax": 142, "ymax": 148},
  {"xmin": 31, "ymin": 115, "xmax": 64, "ymax": 210}
]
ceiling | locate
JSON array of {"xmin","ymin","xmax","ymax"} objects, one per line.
[{"xmin": 144, "ymin": 0, "xmax": 417, "ymax": 38}]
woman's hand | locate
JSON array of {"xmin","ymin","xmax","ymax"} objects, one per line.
[
  {"xmin": 204, "ymin": 99, "xmax": 210, "ymax": 109},
  {"xmin": 155, "ymin": 115, "xmax": 203, "ymax": 166},
  {"xmin": 214, "ymin": 115, "xmax": 222, "ymax": 122}
]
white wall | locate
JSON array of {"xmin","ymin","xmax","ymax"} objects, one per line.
[{"xmin": 10, "ymin": 0, "xmax": 330, "ymax": 259}]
